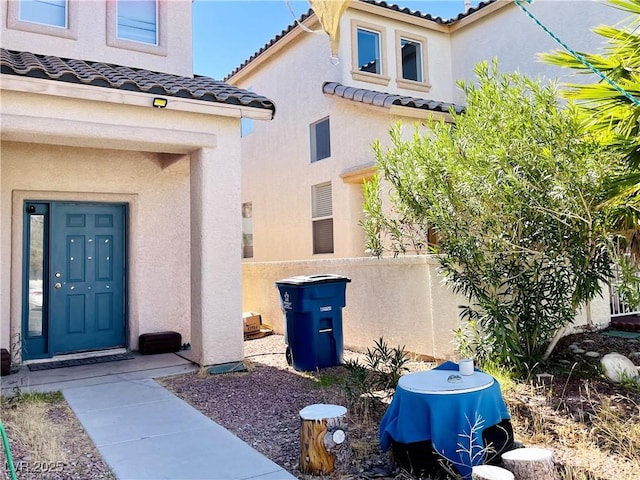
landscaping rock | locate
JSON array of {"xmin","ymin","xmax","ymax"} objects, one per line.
[
  {"xmin": 573, "ymin": 348, "xmax": 585, "ymax": 355},
  {"xmin": 585, "ymin": 351, "xmax": 600, "ymax": 358},
  {"xmin": 601, "ymin": 353, "xmax": 640, "ymax": 383}
]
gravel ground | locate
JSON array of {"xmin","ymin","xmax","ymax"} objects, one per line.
[
  {"xmin": 160, "ymin": 335, "xmax": 402, "ymax": 479},
  {"xmin": 2, "ymin": 331, "xmax": 639, "ymax": 480}
]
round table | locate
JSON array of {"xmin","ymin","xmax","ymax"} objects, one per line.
[{"xmin": 379, "ymin": 362, "xmax": 512, "ymax": 478}]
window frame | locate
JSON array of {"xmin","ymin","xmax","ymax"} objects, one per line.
[
  {"xmin": 310, "ymin": 117, "xmax": 331, "ymax": 163},
  {"xmin": 7, "ymin": 0, "xmax": 77, "ymax": 39},
  {"xmin": 311, "ymin": 182, "xmax": 334, "ymax": 255},
  {"xmin": 350, "ymin": 19, "xmax": 389, "ymax": 86},
  {"xmin": 395, "ymin": 30, "xmax": 431, "ymax": 92},
  {"xmin": 106, "ymin": 0, "xmax": 168, "ymax": 56},
  {"xmin": 242, "ymin": 202, "xmax": 253, "ymax": 259}
]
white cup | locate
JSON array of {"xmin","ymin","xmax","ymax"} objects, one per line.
[{"xmin": 459, "ymin": 358, "xmax": 474, "ymax": 376}]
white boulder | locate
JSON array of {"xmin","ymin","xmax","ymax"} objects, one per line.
[{"xmin": 600, "ymin": 353, "xmax": 640, "ymax": 384}]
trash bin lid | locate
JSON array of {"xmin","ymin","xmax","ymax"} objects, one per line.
[{"xmin": 275, "ymin": 274, "xmax": 351, "ymax": 285}]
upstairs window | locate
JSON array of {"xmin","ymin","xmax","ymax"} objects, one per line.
[
  {"xmin": 357, "ymin": 28, "xmax": 381, "ymax": 74},
  {"xmin": 350, "ymin": 20, "xmax": 389, "ymax": 86},
  {"xmin": 395, "ymin": 31, "xmax": 431, "ymax": 92},
  {"xmin": 310, "ymin": 117, "xmax": 331, "ymax": 163},
  {"xmin": 117, "ymin": 0, "xmax": 158, "ymax": 45},
  {"xmin": 312, "ymin": 183, "xmax": 334, "ymax": 255},
  {"xmin": 19, "ymin": 0, "xmax": 67, "ymax": 28},
  {"xmin": 400, "ymin": 38, "xmax": 422, "ymax": 82}
]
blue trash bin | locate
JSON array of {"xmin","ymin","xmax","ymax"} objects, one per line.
[{"xmin": 275, "ymin": 274, "xmax": 351, "ymax": 371}]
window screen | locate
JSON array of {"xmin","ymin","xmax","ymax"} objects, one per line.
[{"xmin": 312, "ymin": 183, "xmax": 333, "ymax": 254}]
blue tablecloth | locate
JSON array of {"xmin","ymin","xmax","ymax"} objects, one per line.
[{"xmin": 379, "ymin": 361, "xmax": 510, "ymax": 479}]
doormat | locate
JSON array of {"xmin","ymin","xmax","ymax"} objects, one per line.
[
  {"xmin": 602, "ymin": 330, "xmax": 640, "ymax": 339},
  {"xmin": 28, "ymin": 353, "xmax": 135, "ymax": 371}
]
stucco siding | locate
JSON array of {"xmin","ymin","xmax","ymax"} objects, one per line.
[
  {"xmin": 1, "ymin": 0, "xmax": 193, "ymax": 77},
  {"xmin": 1, "ymin": 141, "xmax": 191, "ymax": 352},
  {"xmin": 337, "ymin": 8, "xmax": 455, "ymax": 101},
  {"xmin": 243, "ymin": 256, "xmax": 611, "ymax": 359},
  {"xmin": 449, "ymin": 1, "xmax": 630, "ymax": 104},
  {"xmin": 238, "ymin": 28, "xmax": 436, "ymax": 261}
]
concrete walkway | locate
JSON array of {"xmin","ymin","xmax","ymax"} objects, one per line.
[{"xmin": 1, "ymin": 353, "xmax": 296, "ymax": 480}]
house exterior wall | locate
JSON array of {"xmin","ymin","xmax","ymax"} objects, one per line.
[
  {"xmin": 1, "ymin": 86, "xmax": 245, "ymax": 365},
  {"xmin": 235, "ymin": 1, "xmax": 623, "ymax": 358},
  {"xmin": 238, "ymin": 24, "xmax": 435, "ymax": 262},
  {"xmin": 449, "ymin": 1, "xmax": 629, "ymax": 104},
  {"xmin": 1, "ymin": 0, "xmax": 193, "ymax": 77},
  {"xmin": 2, "ymin": 142, "xmax": 191, "ymax": 351},
  {"xmin": 336, "ymin": 7, "xmax": 455, "ymax": 101},
  {"xmin": 242, "ymin": 256, "xmax": 611, "ymax": 358}
]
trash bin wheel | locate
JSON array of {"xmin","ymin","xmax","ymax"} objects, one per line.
[{"xmin": 285, "ymin": 346, "xmax": 293, "ymax": 366}]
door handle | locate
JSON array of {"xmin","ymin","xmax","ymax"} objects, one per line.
[{"xmin": 54, "ymin": 282, "xmax": 62, "ymax": 289}]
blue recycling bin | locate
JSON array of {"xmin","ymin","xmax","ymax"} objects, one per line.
[{"xmin": 275, "ymin": 274, "xmax": 351, "ymax": 371}]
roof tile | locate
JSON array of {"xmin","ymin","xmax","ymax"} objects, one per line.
[
  {"xmin": 225, "ymin": 0, "xmax": 497, "ymax": 81},
  {"xmin": 1, "ymin": 48, "xmax": 276, "ymax": 114},
  {"xmin": 322, "ymin": 81, "xmax": 463, "ymax": 114}
]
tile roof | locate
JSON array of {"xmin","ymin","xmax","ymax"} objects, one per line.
[
  {"xmin": 322, "ymin": 81, "xmax": 465, "ymax": 114},
  {"xmin": 225, "ymin": 0, "xmax": 496, "ymax": 80},
  {"xmin": 1, "ymin": 48, "xmax": 276, "ymax": 114},
  {"xmin": 361, "ymin": 0, "xmax": 497, "ymax": 23}
]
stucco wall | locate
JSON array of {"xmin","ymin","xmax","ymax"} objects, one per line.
[
  {"xmin": 0, "ymin": 141, "xmax": 191, "ymax": 352},
  {"xmin": 337, "ymin": 7, "xmax": 455, "ymax": 102},
  {"xmin": 0, "ymin": 0, "xmax": 193, "ymax": 77},
  {"xmin": 1, "ymin": 84, "xmax": 247, "ymax": 365},
  {"xmin": 449, "ymin": 1, "xmax": 630, "ymax": 104},
  {"xmin": 243, "ymin": 256, "xmax": 611, "ymax": 359},
  {"xmin": 238, "ymin": 28, "xmax": 434, "ymax": 262}
]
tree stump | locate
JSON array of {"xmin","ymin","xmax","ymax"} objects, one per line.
[
  {"xmin": 501, "ymin": 447, "xmax": 556, "ymax": 480},
  {"xmin": 472, "ymin": 465, "xmax": 515, "ymax": 480},
  {"xmin": 299, "ymin": 404, "xmax": 348, "ymax": 475}
]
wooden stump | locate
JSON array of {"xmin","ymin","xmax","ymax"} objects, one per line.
[
  {"xmin": 501, "ymin": 447, "xmax": 556, "ymax": 480},
  {"xmin": 299, "ymin": 404, "xmax": 348, "ymax": 475},
  {"xmin": 472, "ymin": 465, "xmax": 515, "ymax": 480}
]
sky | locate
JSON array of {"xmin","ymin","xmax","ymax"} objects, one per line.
[{"xmin": 192, "ymin": 1, "xmax": 477, "ymax": 80}]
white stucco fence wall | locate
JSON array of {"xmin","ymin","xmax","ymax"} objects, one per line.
[{"xmin": 243, "ymin": 256, "xmax": 612, "ymax": 360}]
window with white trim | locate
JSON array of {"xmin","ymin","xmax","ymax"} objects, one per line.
[
  {"xmin": 395, "ymin": 31, "xmax": 431, "ymax": 92},
  {"xmin": 400, "ymin": 38, "xmax": 422, "ymax": 82},
  {"xmin": 312, "ymin": 183, "xmax": 334, "ymax": 254},
  {"xmin": 106, "ymin": 0, "xmax": 166, "ymax": 55},
  {"xmin": 8, "ymin": 0, "xmax": 76, "ymax": 38},
  {"xmin": 357, "ymin": 28, "xmax": 381, "ymax": 74},
  {"xmin": 117, "ymin": 0, "xmax": 158, "ymax": 45},
  {"xmin": 350, "ymin": 20, "xmax": 389, "ymax": 86},
  {"xmin": 18, "ymin": 0, "xmax": 66, "ymax": 28},
  {"xmin": 310, "ymin": 117, "xmax": 331, "ymax": 162}
]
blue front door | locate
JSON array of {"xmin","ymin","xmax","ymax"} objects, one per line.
[{"xmin": 23, "ymin": 202, "xmax": 126, "ymax": 358}]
